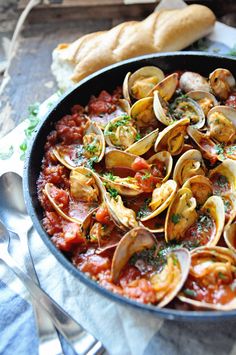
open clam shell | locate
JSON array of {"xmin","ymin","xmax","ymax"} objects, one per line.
[
  {"xmin": 187, "ymin": 90, "xmax": 218, "ymax": 116},
  {"xmin": 165, "ymin": 187, "xmax": 197, "ymax": 243},
  {"xmin": 130, "ymin": 96, "xmax": 158, "ymax": 129},
  {"xmin": 170, "ymin": 97, "xmax": 205, "ymax": 129},
  {"xmin": 105, "ymin": 149, "xmax": 137, "ymax": 170},
  {"xmin": 154, "ymin": 118, "xmax": 189, "ymax": 155},
  {"xmin": 207, "ymin": 106, "xmax": 236, "ymax": 144},
  {"xmin": 123, "ymin": 72, "xmax": 131, "ymax": 103},
  {"xmin": 104, "ymin": 115, "xmax": 137, "ymax": 150},
  {"xmin": 179, "ymin": 71, "xmax": 210, "ymax": 93},
  {"xmin": 100, "ymin": 175, "xmax": 142, "ymax": 197},
  {"xmin": 147, "ymin": 151, "xmax": 173, "ymax": 182},
  {"xmin": 125, "ymin": 128, "xmax": 159, "ymax": 156},
  {"xmin": 127, "ymin": 66, "xmax": 165, "ymax": 100},
  {"xmin": 187, "ymin": 126, "xmax": 223, "ymax": 164},
  {"xmin": 209, "ymin": 68, "xmax": 236, "ymax": 100},
  {"xmin": 140, "ymin": 180, "xmax": 177, "ymax": 222},
  {"xmin": 153, "ymin": 90, "xmax": 175, "ymax": 126},
  {"xmin": 149, "ymin": 73, "xmax": 178, "ymax": 101},
  {"xmin": 178, "ymin": 246, "xmax": 236, "ymax": 310},
  {"xmin": 182, "ymin": 175, "xmax": 213, "ymax": 206},
  {"xmin": 224, "ymin": 222, "xmax": 236, "ymax": 253},
  {"xmin": 222, "ymin": 192, "xmax": 236, "ymax": 228},
  {"xmin": 173, "ymin": 149, "xmax": 206, "ymax": 186},
  {"xmin": 53, "ymin": 119, "xmax": 105, "ymax": 169},
  {"xmin": 105, "ymin": 193, "xmax": 138, "ymax": 231},
  {"xmin": 139, "ymin": 214, "xmax": 165, "ymax": 233},
  {"xmin": 209, "ymin": 159, "xmax": 236, "ymax": 195},
  {"xmin": 150, "ymin": 248, "xmax": 191, "ymax": 308},
  {"xmin": 111, "ymin": 227, "xmax": 156, "ymax": 283}
]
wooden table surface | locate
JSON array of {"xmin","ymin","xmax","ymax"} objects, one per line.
[{"xmin": 0, "ymin": 1, "xmax": 236, "ymax": 138}]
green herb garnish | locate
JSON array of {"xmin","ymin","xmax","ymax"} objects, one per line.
[
  {"xmin": 183, "ymin": 288, "xmax": 197, "ymax": 298},
  {"xmin": 107, "ymin": 187, "xmax": 119, "ymax": 199},
  {"xmin": 103, "ymin": 172, "xmax": 116, "ymax": 181},
  {"xmin": 171, "ymin": 214, "xmax": 181, "ymax": 225}
]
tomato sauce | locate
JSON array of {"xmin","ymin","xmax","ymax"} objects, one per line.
[{"xmin": 184, "ymin": 213, "xmax": 216, "ymax": 246}]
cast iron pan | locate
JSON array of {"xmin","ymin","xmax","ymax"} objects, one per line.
[{"xmin": 24, "ymin": 52, "xmax": 236, "ymax": 321}]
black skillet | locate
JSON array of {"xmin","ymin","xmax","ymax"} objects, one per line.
[{"xmin": 23, "ymin": 52, "xmax": 236, "ymax": 321}]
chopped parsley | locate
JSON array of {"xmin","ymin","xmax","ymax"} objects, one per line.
[
  {"xmin": 171, "ymin": 213, "xmax": 181, "ymax": 225},
  {"xmin": 84, "ymin": 142, "xmax": 98, "ymax": 153},
  {"xmin": 107, "ymin": 115, "xmax": 131, "ymax": 133},
  {"xmin": 137, "ymin": 198, "xmax": 151, "ymax": 219},
  {"xmin": 103, "ymin": 172, "xmax": 116, "ymax": 181},
  {"xmin": 20, "ymin": 102, "xmax": 40, "ymax": 160},
  {"xmin": 214, "ymin": 143, "xmax": 224, "ymax": 155},
  {"xmin": 141, "ymin": 172, "xmax": 151, "ymax": 180},
  {"xmin": 135, "ymin": 133, "xmax": 141, "ymax": 141},
  {"xmin": 85, "ymin": 156, "xmax": 98, "ymax": 170},
  {"xmin": 107, "ymin": 187, "xmax": 119, "ymax": 199},
  {"xmin": 218, "ymin": 272, "xmax": 227, "ymax": 280},
  {"xmin": 183, "ymin": 288, "xmax": 197, "ymax": 298}
]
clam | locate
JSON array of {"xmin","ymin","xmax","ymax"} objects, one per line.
[
  {"xmin": 150, "ymin": 248, "xmax": 191, "ymax": 308},
  {"xmin": 44, "ymin": 182, "xmax": 98, "ymax": 224},
  {"xmin": 130, "ymin": 97, "xmax": 158, "ymax": 129},
  {"xmin": 100, "ymin": 174, "xmax": 142, "ymax": 197},
  {"xmin": 207, "ymin": 106, "xmax": 236, "ymax": 144},
  {"xmin": 53, "ymin": 119, "xmax": 105, "ymax": 169},
  {"xmin": 105, "ymin": 193, "xmax": 138, "ymax": 231},
  {"xmin": 125, "ymin": 66, "xmax": 165, "ymax": 100},
  {"xmin": 165, "ymin": 187, "xmax": 198, "ymax": 243},
  {"xmin": 187, "ymin": 126, "xmax": 223, "ymax": 164},
  {"xmin": 179, "ymin": 71, "xmax": 210, "ymax": 93},
  {"xmin": 125, "ymin": 128, "xmax": 159, "ymax": 156},
  {"xmin": 105, "ymin": 149, "xmax": 137, "ymax": 170},
  {"xmin": 187, "ymin": 90, "xmax": 218, "ymax": 115},
  {"xmin": 104, "ymin": 115, "xmax": 138, "ymax": 150},
  {"xmin": 183, "ymin": 175, "xmax": 213, "ymax": 206},
  {"xmin": 224, "ymin": 222, "xmax": 236, "ymax": 253},
  {"xmin": 173, "ymin": 149, "xmax": 206, "ymax": 186},
  {"xmin": 153, "ymin": 90, "xmax": 175, "ymax": 126},
  {"xmin": 140, "ymin": 180, "xmax": 177, "ymax": 222},
  {"xmin": 178, "ymin": 246, "xmax": 236, "ymax": 310},
  {"xmin": 154, "ymin": 118, "xmax": 189, "ymax": 155},
  {"xmin": 147, "ymin": 151, "xmax": 173, "ymax": 182},
  {"xmin": 123, "ymin": 72, "xmax": 131, "ymax": 103},
  {"xmin": 139, "ymin": 214, "xmax": 165, "ymax": 233},
  {"xmin": 70, "ymin": 166, "xmax": 105, "ymax": 202},
  {"xmin": 209, "ymin": 68, "xmax": 236, "ymax": 100},
  {"xmin": 149, "ymin": 73, "xmax": 178, "ymax": 101},
  {"xmin": 209, "ymin": 159, "xmax": 236, "ymax": 195},
  {"xmin": 170, "ymin": 97, "xmax": 205, "ymax": 129},
  {"xmin": 221, "ymin": 192, "xmax": 236, "ymax": 228},
  {"xmin": 111, "ymin": 227, "xmax": 156, "ymax": 282}
]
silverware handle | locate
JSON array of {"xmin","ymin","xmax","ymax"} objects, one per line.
[
  {"xmin": 15, "ymin": 231, "xmax": 63, "ymax": 354},
  {"xmin": 1, "ymin": 252, "xmax": 105, "ymax": 355}
]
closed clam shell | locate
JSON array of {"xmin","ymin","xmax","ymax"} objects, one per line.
[
  {"xmin": 128, "ymin": 66, "xmax": 165, "ymax": 100},
  {"xmin": 165, "ymin": 187, "xmax": 197, "ymax": 243},
  {"xmin": 149, "ymin": 73, "xmax": 178, "ymax": 101},
  {"xmin": 224, "ymin": 222, "xmax": 236, "ymax": 253},
  {"xmin": 173, "ymin": 149, "xmax": 206, "ymax": 186},
  {"xmin": 147, "ymin": 151, "xmax": 173, "ymax": 182},
  {"xmin": 53, "ymin": 119, "xmax": 105, "ymax": 169},
  {"xmin": 209, "ymin": 159, "xmax": 236, "ymax": 195},
  {"xmin": 141, "ymin": 180, "xmax": 177, "ymax": 222},
  {"xmin": 111, "ymin": 227, "xmax": 156, "ymax": 282},
  {"xmin": 154, "ymin": 118, "xmax": 189, "ymax": 155},
  {"xmin": 130, "ymin": 96, "xmax": 158, "ymax": 129},
  {"xmin": 209, "ymin": 68, "xmax": 236, "ymax": 100},
  {"xmin": 125, "ymin": 128, "xmax": 159, "ymax": 156},
  {"xmin": 178, "ymin": 246, "xmax": 236, "ymax": 310},
  {"xmin": 179, "ymin": 71, "xmax": 210, "ymax": 93},
  {"xmin": 104, "ymin": 115, "xmax": 137, "ymax": 150},
  {"xmin": 182, "ymin": 175, "xmax": 213, "ymax": 206},
  {"xmin": 153, "ymin": 90, "xmax": 175, "ymax": 126},
  {"xmin": 207, "ymin": 106, "xmax": 236, "ymax": 144},
  {"xmin": 187, "ymin": 90, "xmax": 218, "ymax": 115},
  {"xmin": 150, "ymin": 248, "xmax": 191, "ymax": 308}
]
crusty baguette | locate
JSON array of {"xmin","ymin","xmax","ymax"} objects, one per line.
[{"xmin": 51, "ymin": 4, "xmax": 215, "ymax": 90}]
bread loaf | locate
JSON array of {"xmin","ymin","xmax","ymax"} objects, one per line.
[{"xmin": 51, "ymin": 4, "xmax": 215, "ymax": 90}]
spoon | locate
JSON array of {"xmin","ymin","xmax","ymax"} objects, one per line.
[
  {"xmin": 0, "ymin": 172, "xmax": 105, "ymax": 354},
  {"xmin": 0, "ymin": 219, "xmax": 104, "ymax": 355}
]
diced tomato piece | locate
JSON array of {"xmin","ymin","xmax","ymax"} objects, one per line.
[
  {"xmin": 95, "ymin": 205, "xmax": 111, "ymax": 224},
  {"xmin": 135, "ymin": 172, "xmax": 159, "ymax": 192},
  {"xmin": 63, "ymin": 223, "xmax": 85, "ymax": 244},
  {"xmin": 131, "ymin": 157, "xmax": 150, "ymax": 171}
]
